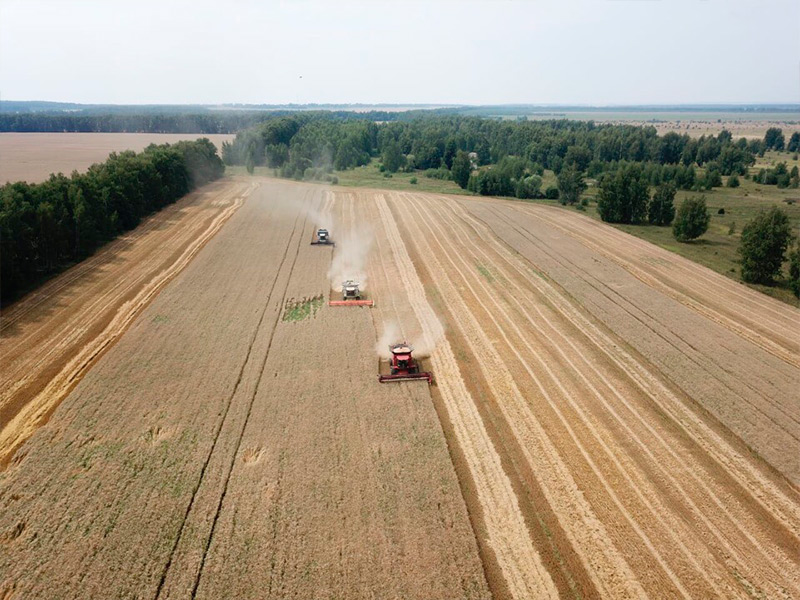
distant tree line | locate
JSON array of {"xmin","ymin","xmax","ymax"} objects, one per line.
[
  {"xmin": 223, "ymin": 114, "xmax": 797, "ymax": 199},
  {"xmin": 0, "ymin": 112, "xmax": 268, "ymax": 134},
  {"xmin": 0, "ymin": 139, "xmax": 224, "ymax": 302},
  {"xmin": 0, "ymin": 109, "xmax": 420, "ymax": 134}
]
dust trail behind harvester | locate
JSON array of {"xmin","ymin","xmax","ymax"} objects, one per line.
[{"xmin": 328, "ymin": 220, "xmax": 373, "ymax": 292}]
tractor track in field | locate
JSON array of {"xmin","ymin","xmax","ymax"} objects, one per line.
[
  {"xmin": 460, "ymin": 200, "xmax": 800, "ymax": 536},
  {"xmin": 155, "ymin": 189, "xmax": 313, "ymax": 599}
]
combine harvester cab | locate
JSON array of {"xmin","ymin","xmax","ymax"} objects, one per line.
[
  {"xmin": 310, "ymin": 228, "xmax": 334, "ymax": 246},
  {"xmin": 378, "ymin": 343, "xmax": 433, "ymax": 384},
  {"xmin": 329, "ymin": 279, "xmax": 374, "ymax": 307}
]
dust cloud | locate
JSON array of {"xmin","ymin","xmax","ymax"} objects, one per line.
[
  {"xmin": 328, "ymin": 222, "xmax": 373, "ymax": 291},
  {"xmin": 375, "ymin": 316, "xmax": 444, "ymax": 359}
]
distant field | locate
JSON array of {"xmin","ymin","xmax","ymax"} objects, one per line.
[
  {"xmin": 0, "ymin": 132, "xmax": 235, "ymax": 184},
  {"xmin": 475, "ymin": 109, "xmax": 800, "ymax": 139}
]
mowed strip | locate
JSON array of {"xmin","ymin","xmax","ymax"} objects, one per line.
[
  {"xmin": 382, "ymin": 189, "xmax": 800, "ymax": 599},
  {"xmin": 0, "ymin": 180, "xmax": 489, "ymax": 599},
  {"xmin": 0, "ymin": 180, "xmax": 251, "ymax": 469}
]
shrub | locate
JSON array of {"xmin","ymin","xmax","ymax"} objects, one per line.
[
  {"xmin": 515, "ymin": 175, "xmax": 543, "ymax": 199},
  {"xmin": 717, "ymin": 207, "xmax": 725, "ymax": 215},
  {"xmin": 545, "ymin": 186, "xmax": 559, "ymax": 200},
  {"xmin": 424, "ymin": 168, "xmax": 452, "ymax": 180},
  {"xmin": 739, "ymin": 206, "xmax": 793, "ymax": 284},
  {"xmin": 673, "ymin": 196, "xmax": 710, "ymax": 242},
  {"xmin": 726, "ymin": 174, "xmax": 740, "ymax": 188},
  {"xmin": 409, "ymin": 177, "xmax": 418, "ymax": 185}
]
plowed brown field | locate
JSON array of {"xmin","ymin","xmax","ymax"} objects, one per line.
[{"xmin": 1, "ymin": 179, "xmax": 799, "ymax": 599}]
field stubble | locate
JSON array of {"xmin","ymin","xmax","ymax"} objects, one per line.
[{"xmin": 1, "ymin": 178, "xmax": 799, "ymax": 599}]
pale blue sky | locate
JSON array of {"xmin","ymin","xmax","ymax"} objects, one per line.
[{"xmin": 1, "ymin": 0, "xmax": 798, "ymax": 105}]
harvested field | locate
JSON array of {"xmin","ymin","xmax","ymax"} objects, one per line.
[
  {"xmin": 0, "ymin": 180, "xmax": 488, "ymax": 599},
  {"xmin": 1, "ymin": 179, "xmax": 799, "ymax": 599},
  {"xmin": 0, "ymin": 132, "xmax": 235, "ymax": 184}
]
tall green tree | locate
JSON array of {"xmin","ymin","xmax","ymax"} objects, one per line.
[
  {"xmin": 557, "ymin": 164, "xmax": 586, "ymax": 205},
  {"xmin": 381, "ymin": 140, "xmax": 404, "ymax": 173},
  {"xmin": 764, "ymin": 127, "xmax": 785, "ymax": 151},
  {"xmin": 789, "ymin": 244, "xmax": 800, "ymax": 297},
  {"xmin": 648, "ymin": 183, "xmax": 676, "ymax": 225},
  {"xmin": 739, "ymin": 207, "xmax": 793, "ymax": 284},
  {"xmin": 596, "ymin": 164, "xmax": 649, "ymax": 223},
  {"xmin": 451, "ymin": 150, "xmax": 472, "ymax": 189},
  {"xmin": 673, "ymin": 196, "xmax": 710, "ymax": 242},
  {"xmin": 788, "ymin": 132, "xmax": 800, "ymax": 153}
]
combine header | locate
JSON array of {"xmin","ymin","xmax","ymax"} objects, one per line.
[
  {"xmin": 378, "ymin": 343, "xmax": 433, "ymax": 384},
  {"xmin": 310, "ymin": 228, "xmax": 334, "ymax": 246},
  {"xmin": 329, "ymin": 280, "xmax": 374, "ymax": 307}
]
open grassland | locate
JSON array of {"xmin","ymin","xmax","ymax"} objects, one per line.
[
  {"xmin": 0, "ymin": 133, "xmax": 235, "ymax": 184},
  {"xmin": 1, "ymin": 179, "xmax": 798, "ymax": 599}
]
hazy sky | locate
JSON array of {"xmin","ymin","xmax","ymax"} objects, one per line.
[{"xmin": 1, "ymin": 0, "xmax": 798, "ymax": 105}]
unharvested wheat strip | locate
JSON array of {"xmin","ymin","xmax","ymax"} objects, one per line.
[
  {"xmin": 0, "ymin": 190, "xmax": 247, "ymax": 465},
  {"xmin": 373, "ymin": 193, "xmax": 559, "ymax": 600},
  {"xmin": 516, "ymin": 205, "xmax": 799, "ymax": 364},
  {"xmin": 428, "ymin": 195, "xmax": 800, "ymax": 597},
  {"xmin": 391, "ymin": 193, "xmax": 653, "ymax": 599},
  {"xmin": 402, "ymin": 193, "xmax": 725, "ymax": 598},
  {"xmin": 455, "ymin": 198, "xmax": 800, "ymax": 538}
]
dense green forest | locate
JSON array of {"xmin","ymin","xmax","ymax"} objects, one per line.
[
  {"xmin": 0, "ymin": 108, "xmax": 409, "ymax": 134},
  {"xmin": 0, "ymin": 138, "xmax": 224, "ymax": 302},
  {"xmin": 223, "ymin": 114, "xmax": 795, "ymax": 209}
]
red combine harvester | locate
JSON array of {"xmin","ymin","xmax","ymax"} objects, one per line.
[
  {"xmin": 378, "ymin": 343, "xmax": 433, "ymax": 384},
  {"xmin": 329, "ymin": 280, "xmax": 374, "ymax": 307}
]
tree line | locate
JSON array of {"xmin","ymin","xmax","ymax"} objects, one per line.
[
  {"xmin": 223, "ymin": 114, "xmax": 788, "ymax": 195},
  {"xmin": 0, "ymin": 139, "xmax": 224, "ymax": 303},
  {"xmin": 0, "ymin": 109, "xmax": 419, "ymax": 135}
]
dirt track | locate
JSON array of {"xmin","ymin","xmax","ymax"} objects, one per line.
[{"xmin": 1, "ymin": 179, "xmax": 799, "ymax": 599}]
